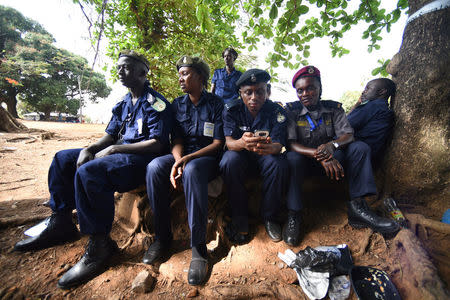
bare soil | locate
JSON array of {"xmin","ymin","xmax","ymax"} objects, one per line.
[{"xmin": 0, "ymin": 120, "xmax": 448, "ymax": 299}]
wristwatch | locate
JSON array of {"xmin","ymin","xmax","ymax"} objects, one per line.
[{"xmin": 332, "ymin": 141, "xmax": 339, "ymax": 150}]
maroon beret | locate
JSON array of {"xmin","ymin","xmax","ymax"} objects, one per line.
[{"xmin": 292, "ymin": 65, "xmax": 321, "ymax": 87}]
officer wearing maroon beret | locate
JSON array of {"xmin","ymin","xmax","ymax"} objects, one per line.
[{"xmin": 284, "ymin": 66, "xmax": 399, "ymax": 246}]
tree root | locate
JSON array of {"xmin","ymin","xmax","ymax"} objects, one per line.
[
  {"xmin": 392, "ymin": 229, "xmax": 449, "ymax": 299},
  {"xmin": 405, "ymin": 213, "xmax": 450, "ymax": 238},
  {"xmin": 203, "ymin": 282, "xmax": 306, "ymax": 300}
]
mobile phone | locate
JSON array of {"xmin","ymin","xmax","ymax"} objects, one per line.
[{"xmin": 254, "ymin": 130, "xmax": 269, "ymax": 138}]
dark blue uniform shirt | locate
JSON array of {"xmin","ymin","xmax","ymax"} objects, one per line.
[
  {"xmin": 105, "ymin": 81, "xmax": 172, "ymax": 149},
  {"xmin": 223, "ymin": 99, "xmax": 287, "ymax": 146},
  {"xmin": 347, "ymin": 98, "xmax": 394, "ymax": 159},
  {"xmin": 172, "ymin": 90, "xmax": 224, "ymax": 155},
  {"xmin": 211, "ymin": 68, "xmax": 242, "ymax": 104}
]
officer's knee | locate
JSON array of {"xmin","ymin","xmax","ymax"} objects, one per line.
[
  {"xmin": 146, "ymin": 158, "xmax": 166, "ymax": 176},
  {"xmin": 220, "ymin": 151, "xmax": 244, "ymax": 171},
  {"xmin": 348, "ymin": 141, "xmax": 371, "ymax": 156},
  {"xmin": 183, "ymin": 160, "xmax": 201, "ymax": 177}
]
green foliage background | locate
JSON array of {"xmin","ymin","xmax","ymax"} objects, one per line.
[{"xmin": 0, "ymin": 5, "xmax": 111, "ymax": 119}]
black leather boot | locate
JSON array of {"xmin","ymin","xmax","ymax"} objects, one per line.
[
  {"xmin": 348, "ymin": 198, "xmax": 399, "ymax": 235},
  {"xmin": 282, "ymin": 211, "xmax": 302, "ymax": 246},
  {"xmin": 57, "ymin": 234, "xmax": 118, "ymax": 289},
  {"xmin": 188, "ymin": 245, "xmax": 208, "ymax": 286},
  {"xmin": 142, "ymin": 239, "xmax": 171, "ymax": 265},
  {"xmin": 264, "ymin": 220, "xmax": 282, "ymax": 242},
  {"xmin": 14, "ymin": 212, "xmax": 79, "ymax": 251}
]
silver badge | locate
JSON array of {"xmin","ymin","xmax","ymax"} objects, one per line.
[
  {"xmin": 307, "ymin": 67, "xmax": 314, "ymax": 74},
  {"xmin": 277, "ymin": 112, "xmax": 286, "ymax": 123},
  {"xmin": 250, "ymin": 74, "xmax": 256, "ymax": 82},
  {"xmin": 183, "ymin": 56, "xmax": 187, "ymax": 64}
]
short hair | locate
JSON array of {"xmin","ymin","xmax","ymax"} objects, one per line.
[
  {"xmin": 376, "ymin": 78, "xmax": 396, "ymax": 107},
  {"xmin": 222, "ymin": 47, "xmax": 238, "ymax": 60}
]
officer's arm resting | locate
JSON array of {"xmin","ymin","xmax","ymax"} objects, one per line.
[
  {"xmin": 288, "ymin": 141, "xmax": 317, "ymax": 158},
  {"xmin": 330, "ymin": 133, "xmax": 354, "ymax": 149},
  {"xmin": 85, "ymin": 134, "xmax": 116, "ymax": 155},
  {"xmin": 185, "ymin": 138, "xmax": 224, "ymax": 161},
  {"xmin": 110, "ymin": 138, "xmax": 163, "ymax": 155}
]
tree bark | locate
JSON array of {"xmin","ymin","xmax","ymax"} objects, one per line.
[
  {"xmin": 0, "ymin": 106, "xmax": 26, "ymax": 132},
  {"xmin": 384, "ymin": 0, "xmax": 450, "ymax": 203},
  {"xmin": 5, "ymin": 89, "xmax": 19, "ymax": 118}
]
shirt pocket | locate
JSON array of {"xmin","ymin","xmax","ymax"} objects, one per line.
[{"xmin": 175, "ymin": 114, "xmax": 191, "ymax": 136}]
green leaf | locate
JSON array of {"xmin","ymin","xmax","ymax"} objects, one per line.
[
  {"xmin": 298, "ymin": 5, "xmax": 309, "ymax": 15},
  {"xmin": 269, "ymin": 4, "xmax": 278, "ymax": 19}
]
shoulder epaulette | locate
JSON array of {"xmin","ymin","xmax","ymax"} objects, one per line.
[
  {"xmin": 285, "ymin": 101, "xmax": 302, "ymax": 110},
  {"xmin": 321, "ymin": 100, "xmax": 342, "ymax": 109},
  {"xmin": 225, "ymin": 97, "xmax": 241, "ymax": 111}
]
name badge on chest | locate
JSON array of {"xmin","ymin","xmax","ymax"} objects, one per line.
[
  {"xmin": 203, "ymin": 122, "xmax": 214, "ymax": 137},
  {"xmin": 137, "ymin": 118, "xmax": 143, "ymax": 134}
]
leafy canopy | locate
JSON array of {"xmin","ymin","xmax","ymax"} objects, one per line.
[{"xmin": 79, "ymin": 0, "xmax": 408, "ymax": 94}]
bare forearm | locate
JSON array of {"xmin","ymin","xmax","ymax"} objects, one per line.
[
  {"xmin": 85, "ymin": 134, "xmax": 115, "ymax": 154},
  {"xmin": 333, "ymin": 133, "xmax": 354, "ymax": 148},
  {"xmin": 225, "ymin": 136, "xmax": 245, "ymax": 151},
  {"xmin": 111, "ymin": 139, "xmax": 163, "ymax": 155},
  {"xmin": 289, "ymin": 141, "xmax": 316, "ymax": 158},
  {"xmin": 186, "ymin": 139, "xmax": 224, "ymax": 160}
]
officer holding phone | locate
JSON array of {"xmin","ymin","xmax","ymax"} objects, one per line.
[{"xmin": 219, "ymin": 69, "xmax": 288, "ymax": 245}]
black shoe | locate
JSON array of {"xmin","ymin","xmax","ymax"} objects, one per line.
[
  {"xmin": 264, "ymin": 220, "xmax": 282, "ymax": 242},
  {"xmin": 188, "ymin": 257, "xmax": 208, "ymax": 285},
  {"xmin": 57, "ymin": 235, "xmax": 118, "ymax": 289},
  {"xmin": 348, "ymin": 198, "xmax": 400, "ymax": 235},
  {"xmin": 283, "ymin": 212, "xmax": 302, "ymax": 246},
  {"xmin": 225, "ymin": 223, "xmax": 250, "ymax": 245},
  {"xmin": 142, "ymin": 239, "xmax": 171, "ymax": 265},
  {"xmin": 14, "ymin": 213, "xmax": 79, "ymax": 252}
]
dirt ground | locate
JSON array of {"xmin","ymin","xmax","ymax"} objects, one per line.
[{"xmin": 0, "ymin": 120, "xmax": 448, "ymax": 299}]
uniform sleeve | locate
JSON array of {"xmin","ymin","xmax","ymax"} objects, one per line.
[
  {"xmin": 347, "ymin": 105, "xmax": 372, "ymax": 131},
  {"xmin": 105, "ymin": 103, "xmax": 123, "ymax": 139},
  {"xmin": 333, "ymin": 106, "xmax": 354, "ymax": 137},
  {"xmin": 171, "ymin": 100, "xmax": 184, "ymax": 141},
  {"xmin": 213, "ymin": 99, "xmax": 225, "ymax": 140},
  {"xmin": 144, "ymin": 100, "xmax": 173, "ymax": 148},
  {"xmin": 270, "ymin": 108, "xmax": 287, "ymax": 146},
  {"xmin": 211, "ymin": 69, "xmax": 218, "ymax": 84},
  {"xmin": 286, "ymin": 110, "xmax": 298, "ymax": 142},
  {"xmin": 222, "ymin": 108, "xmax": 239, "ymax": 138}
]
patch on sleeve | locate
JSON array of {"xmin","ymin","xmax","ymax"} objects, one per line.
[
  {"xmin": 277, "ymin": 112, "xmax": 286, "ymax": 123},
  {"xmin": 152, "ymin": 98, "xmax": 166, "ymax": 112}
]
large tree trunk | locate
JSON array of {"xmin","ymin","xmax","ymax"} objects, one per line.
[
  {"xmin": 385, "ymin": 0, "xmax": 450, "ymax": 204},
  {"xmin": 5, "ymin": 87, "xmax": 19, "ymax": 118},
  {"xmin": 0, "ymin": 106, "xmax": 26, "ymax": 132}
]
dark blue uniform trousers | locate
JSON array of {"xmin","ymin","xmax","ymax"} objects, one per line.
[
  {"xmin": 146, "ymin": 154, "xmax": 219, "ymax": 247},
  {"xmin": 286, "ymin": 141, "xmax": 377, "ymax": 212},
  {"xmin": 219, "ymin": 150, "xmax": 288, "ymax": 233},
  {"xmin": 48, "ymin": 148, "xmax": 156, "ymax": 235}
]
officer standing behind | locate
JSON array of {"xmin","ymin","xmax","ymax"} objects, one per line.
[
  {"xmin": 13, "ymin": 50, "xmax": 173, "ymax": 289},
  {"xmin": 347, "ymin": 78, "xmax": 395, "ymax": 165},
  {"xmin": 220, "ymin": 69, "xmax": 288, "ymax": 245},
  {"xmin": 285, "ymin": 66, "xmax": 399, "ymax": 246},
  {"xmin": 144, "ymin": 56, "xmax": 224, "ymax": 286},
  {"xmin": 211, "ymin": 47, "xmax": 242, "ymax": 104}
]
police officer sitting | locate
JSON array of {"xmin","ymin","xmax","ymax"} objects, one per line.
[
  {"xmin": 219, "ymin": 69, "xmax": 288, "ymax": 244},
  {"xmin": 285, "ymin": 66, "xmax": 399, "ymax": 246},
  {"xmin": 13, "ymin": 50, "xmax": 173, "ymax": 289},
  {"xmin": 144, "ymin": 56, "xmax": 224, "ymax": 286},
  {"xmin": 347, "ymin": 78, "xmax": 395, "ymax": 166}
]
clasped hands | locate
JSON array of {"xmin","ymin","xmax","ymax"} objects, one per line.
[{"xmin": 314, "ymin": 142, "xmax": 344, "ymax": 181}]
